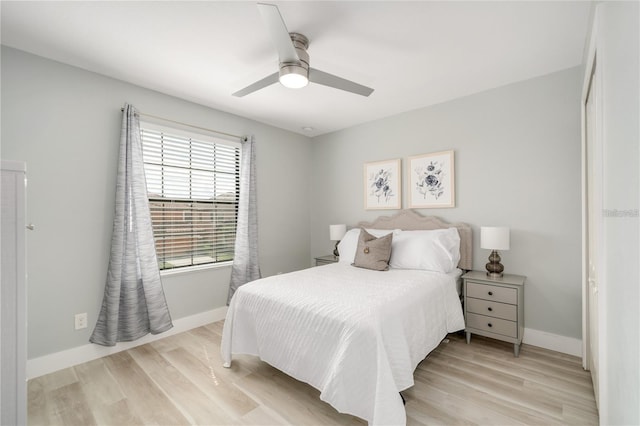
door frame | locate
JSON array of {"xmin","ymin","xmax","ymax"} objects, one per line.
[{"xmin": 581, "ymin": 4, "xmax": 606, "ymax": 417}]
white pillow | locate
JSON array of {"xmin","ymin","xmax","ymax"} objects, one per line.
[
  {"xmin": 337, "ymin": 228, "xmax": 398, "ymax": 264},
  {"xmin": 389, "ymin": 228, "xmax": 461, "ymax": 273}
]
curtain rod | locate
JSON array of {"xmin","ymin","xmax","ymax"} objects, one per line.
[{"xmin": 121, "ymin": 108, "xmax": 245, "ymax": 141}]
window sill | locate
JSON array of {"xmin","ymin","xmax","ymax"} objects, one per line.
[{"xmin": 160, "ymin": 261, "xmax": 233, "ymax": 277}]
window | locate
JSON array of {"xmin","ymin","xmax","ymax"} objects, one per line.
[{"xmin": 141, "ymin": 123, "xmax": 240, "ymax": 271}]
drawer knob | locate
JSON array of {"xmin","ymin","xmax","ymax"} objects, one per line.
[
  {"xmin": 488, "ymin": 291, "xmax": 493, "ymax": 296},
  {"xmin": 488, "ymin": 323, "xmax": 493, "ymax": 328},
  {"xmin": 488, "ymin": 307, "xmax": 493, "ymax": 312}
]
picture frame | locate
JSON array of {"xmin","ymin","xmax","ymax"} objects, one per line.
[
  {"xmin": 408, "ymin": 150, "xmax": 455, "ymax": 208},
  {"xmin": 364, "ymin": 158, "xmax": 401, "ymax": 210}
]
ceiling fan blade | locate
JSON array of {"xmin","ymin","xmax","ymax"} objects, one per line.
[
  {"xmin": 257, "ymin": 3, "xmax": 300, "ymax": 64},
  {"xmin": 232, "ymin": 72, "xmax": 279, "ymax": 97},
  {"xmin": 309, "ymin": 68, "xmax": 374, "ymax": 97}
]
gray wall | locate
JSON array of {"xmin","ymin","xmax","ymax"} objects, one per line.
[
  {"xmin": 311, "ymin": 67, "xmax": 583, "ymax": 339},
  {"xmin": 0, "ymin": 45, "xmax": 595, "ymax": 360},
  {"xmin": 0, "ymin": 46, "xmax": 312, "ymax": 359},
  {"xmin": 596, "ymin": 2, "xmax": 639, "ymax": 424}
]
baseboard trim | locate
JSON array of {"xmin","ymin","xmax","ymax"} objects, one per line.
[
  {"xmin": 26, "ymin": 306, "xmax": 228, "ymax": 380},
  {"xmin": 524, "ymin": 327, "xmax": 582, "ymax": 357}
]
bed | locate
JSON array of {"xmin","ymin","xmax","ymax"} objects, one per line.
[{"xmin": 221, "ymin": 210, "xmax": 472, "ymax": 425}]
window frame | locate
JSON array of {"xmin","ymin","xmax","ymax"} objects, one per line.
[{"xmin": 140, "ymin": 120, "xmax": 241, "ymax": 275}]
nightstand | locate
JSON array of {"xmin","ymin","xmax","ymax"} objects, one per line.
[
  {"xmin": 315, "ymin": 255, "xmax": 339, "ymax": 266},
  {"xmin": 462, "ymin": 270, "xmax": 526, "ymax": 357}
]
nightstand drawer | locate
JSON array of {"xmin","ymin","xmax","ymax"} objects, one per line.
[
  {"xmin": 466, "ymin": 297, "xmax": 517, "ymax": 321},
  {"xmin": 466, "ymin": 282, "xmax": 517, "ymax": 304},
  {"xmin": 466, "ymin": 312, "xmax": 517, "ymax": 338}
]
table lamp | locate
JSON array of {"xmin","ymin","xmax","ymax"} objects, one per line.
[
  {"xmin": 481, "ymin": 226, "xmax": 510, "ymax": 278},
  {"xmin": 329, "ymin": 224, "xmax": 347, "ymax": 258}
]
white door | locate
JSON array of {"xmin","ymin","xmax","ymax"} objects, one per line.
[
  {"xmin": 1, "ymin": 161, "xmax": 28, "ymax": 426},
  {"xmin": 585, "ymin": 59, "xmax": 601, "ymax": 408}
]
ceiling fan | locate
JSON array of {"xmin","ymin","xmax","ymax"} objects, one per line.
[{"xmin": 233, "ymin": 3, "xmax": 374, "ymax": 97}]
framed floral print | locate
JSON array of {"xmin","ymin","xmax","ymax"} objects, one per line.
[
  {"xmin": 364, "ymin": 158, "xmax": 401, "ymax": 210},
  {"xmin": 408, "ymin": 150, "xmax": 455, "ymax": 208}
]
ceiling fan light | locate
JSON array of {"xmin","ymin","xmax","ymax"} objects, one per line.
[{"xmin": 279, "ymin": 65, "xmax": 308, "ymax": 89}]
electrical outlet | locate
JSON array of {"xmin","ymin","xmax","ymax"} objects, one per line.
[{"xmin": 75, "ymin": 313, "xmax": 88, "ymax": 330}]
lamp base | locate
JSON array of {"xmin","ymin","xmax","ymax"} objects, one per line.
[
  {"xmin": 486, "ymin": 271, "xmax": 504, "ymax": 279},
  {"xmin": 485, "ymin": 250, "xmax": 504, "ymax": 278},
  {"xmin": 333, "ymin": 241, "xmax": 340, "ymax": 258}
]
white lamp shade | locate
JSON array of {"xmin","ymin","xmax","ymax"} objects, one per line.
[
  {"xmin": 481, "ymin": 227, "xmax": 510, "ymax": 250},
  {"xmin": 329, "ymin": 224, "xmax": 347, "ymax": 241}
]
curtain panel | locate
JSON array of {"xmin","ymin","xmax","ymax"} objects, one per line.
[
  {"xmin": 227, "ymin": 135, "xmax": 261, "ymax": 303},
  {"xmin": 90, "ymin": 103, "xmax": 173, "ymax": 346}
]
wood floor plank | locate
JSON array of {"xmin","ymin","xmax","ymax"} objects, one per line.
[
  {"xmin": 35, "ymin": 367, "xmax": 79, "ymax": 393},
  {"xmin": 27, "ymin": 378, "xmax": 53, "ymax": 426},
  {"xmin": 237, "ymin": 405, "xmax": 291, "ymax": 425},
  {"xmin": 148, "ymin": 332, "xmax": 184, "ymax": 354},
  {"xmin": 406, "ymin": 400, "xmax": 462, "ymax": 426},
  {"xmin": 47, "ymin": 382, "xmax": 97, "ymax": 426},
  {"xmin": 161, "ymin": 346, "xmax": 259, "ymax": 419},
  {"xmin": 102, "ymin": 351, "xmax": 190, "ymax": 425},
  {"xmin": 169, "ymin": 325, "xmax": 257, "ymax": 380},
  {"xmin": 562, "ymin": 400, "xmax": 600, "ymax": 425},
  {"xmin": 89, "ymin": 398, "xmax": 145, "ymax": 426},
  {"xmin": 443, "ymin": 335, "xmax": 592, "ymax": 387},
  {"xmin": 442, "ymin": 344, "xmax": 597, "ymax": 402},
  {"xmin": 28, "ymin": 322, "xmax": 599, "ymax": 425},
  {"xmin": 523, "ymin": 378, "xmax": 597, "ymax": 410},
  {"xmin": 233, "ymin": 371, "xmax": 346, "ymax": 425},
  {"xmin": 408, "ymin": 384, "xmax": 527, "ymax": 426},
  {"xmin": 414, "ymin": 363, "xmax": 565, "ymax": 425},
  {"xmin": 206, "ymin": 320, "xmax": 225, "ymax": 337},
  {"xmin": 73, "ymin": 358, "xmax": 125, "ymax": 407},
  {"xmin": 251, "ymin": 362, "xmax": 365, "ymax": 425},
  {"xmin": 128, "ymin": 344, "xmax": 236, "ymax": 425},
  {"xmin": 424, "ymin": 350, "xmax": 565, "ymax": 418}
]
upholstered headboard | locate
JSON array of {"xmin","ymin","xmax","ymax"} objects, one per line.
[{"xmin": 357, "ymin": 210, "xmax": 473, "ymax": 270}]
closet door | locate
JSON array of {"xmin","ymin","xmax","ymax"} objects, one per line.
[
  {"xmin": 584, "ymin": 56, "xmax": 602, "ymax": 409},
  {"xmin": 1, "ymin": 160, "xmax": 27, "ymax": 425}
]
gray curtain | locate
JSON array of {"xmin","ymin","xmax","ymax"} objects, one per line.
[
  {"xmin": 227, "ymin": 135, "xmax": 261, "ymax": 303},
  {"xmin": 90, "ymin": 103, "xmax": 173, "ymax": 346}
]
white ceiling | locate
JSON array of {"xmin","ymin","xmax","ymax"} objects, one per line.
[{"xmin": 1, "ymin": 1, "xmax": 592, "ymax": 137}]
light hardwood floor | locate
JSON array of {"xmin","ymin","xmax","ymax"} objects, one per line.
[{"xmin": 28, "ymin": 321, "xmax": 598, "ymax": 425}]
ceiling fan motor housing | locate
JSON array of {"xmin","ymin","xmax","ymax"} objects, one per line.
[{"xmin": 279, "ymin": 33, "xmax": 309, "ymax": 87}]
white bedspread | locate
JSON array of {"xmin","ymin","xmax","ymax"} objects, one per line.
[{"xmin": 221, "ymin": 263, "xmax": 465, "ymax": 425}]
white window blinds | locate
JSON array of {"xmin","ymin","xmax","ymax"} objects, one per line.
[{"xmin": 141, "ymin": 124, "xmax": 240, "ymax": 270}]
